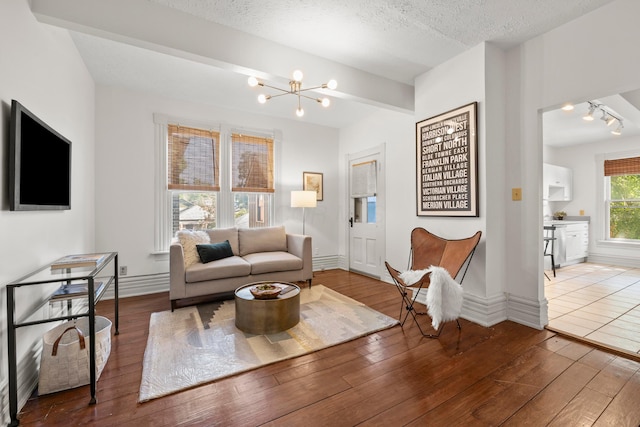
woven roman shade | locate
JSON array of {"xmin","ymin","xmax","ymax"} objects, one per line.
[
  {"xmin": 231, "ymin": 133, "xmax": 274, "ymax": 193},
  {"xmin": 604, "ymin": 157, "xmax": 640, "ymax": 176},
  {"xmin": 351, "ymin": 160, "xmax": 377, "ymax": 198},
  {"xmin": 168, "ymin": 124, "xmax": 220, "ymax": 191}
]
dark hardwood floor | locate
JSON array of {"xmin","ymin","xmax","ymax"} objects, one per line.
[{"xmin": 17, "ymin": 270, "xmax": 640, "ymax": 426}]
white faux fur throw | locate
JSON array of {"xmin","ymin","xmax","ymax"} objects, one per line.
[{"xmin": 399, "ymin": 266, "xmax": 463, "ymax": 330}]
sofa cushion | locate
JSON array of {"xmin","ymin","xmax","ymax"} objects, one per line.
[
  {"xmin": 176, "ymin": 230, "xmax": 210, "ymax": 268},
  {"xmin": 185, "ymin": 256, "xmax": 251, "ymax": 282},
  {"xmin": 196, "ymin": 240, "xmax": 234, "ymax": 263},
  {"xmin": 243, "ymin": 251, "xmax": 303, "ymax": 275},
  {"xmin": 238, "ymin": 226, "xmax": 287, "ymax": 256},
  {"xmin": 206, "ymin": 227, "xmax": 239, "ymax": 255}
]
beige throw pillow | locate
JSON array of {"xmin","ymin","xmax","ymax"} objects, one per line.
[{"xmin": 176, "ymin": 230, "xmax": 210, "ymax": 268}]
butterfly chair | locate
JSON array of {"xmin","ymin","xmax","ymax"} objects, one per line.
[{"xmin": 385, "ymin": 228, "xmax": 482, "ymax": 338}]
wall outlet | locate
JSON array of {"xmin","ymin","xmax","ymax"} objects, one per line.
[
  {"xmin": 119, "ymin": 265, "xmax": 128, "ymax": 276},
  {"xmin": 314, "ymin": 247, "xmax": 319, "ymax": 255}
]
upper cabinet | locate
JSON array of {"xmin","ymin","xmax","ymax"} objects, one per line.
[{"xmin": 543, "ymin": 163, "xmax": 572, "ymax": 201}]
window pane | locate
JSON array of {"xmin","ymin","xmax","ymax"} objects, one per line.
[
  {"xmin": 168, "ymin": 124, "xmax": 220, "ymax": 191},
  {"xmin": 610, "ymin": 174, "xmax": 640, "ymax": 199},
  {"xmin": 354, "ymin": 197, "xmax": 373, "ymax": 223},
  {"xmin": 231, "ymin": 133, "xmax": 274, "ymax": 193},
  {"xmin": 610, "ymin": 200, "xmax": 640, "ymax": 239},
  {"xmin": 234, "ymin": 193, "xmax": 271, "ymax": 228},
  {"xmin": 172, "ymin": 192, "xmax": 217, "ymax": 234},
  {"xmin": 367, "ymin": 196, "xmax": 377, "ymax": 223}
]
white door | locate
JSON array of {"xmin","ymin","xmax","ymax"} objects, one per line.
[{"xmin": 348, "ymin": 147, "xmax": 385, "ymax": 277}]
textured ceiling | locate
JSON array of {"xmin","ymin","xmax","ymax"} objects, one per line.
[
  {"xmin": 148, "ymin": 0, "xmax": 615, "ymax": 84},
  {"xmin": 33, "ymin": 0, "xmax": 626, "ymax": 133}
]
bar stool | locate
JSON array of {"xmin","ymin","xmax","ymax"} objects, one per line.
[{"xmin": 543, "ymin": 225, "xmax": 556, "ymax": 280}]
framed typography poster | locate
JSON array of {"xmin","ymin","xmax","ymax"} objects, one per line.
[{"xmin": 416, "ymin": 102, "xmax": 478, "ymax": 217}]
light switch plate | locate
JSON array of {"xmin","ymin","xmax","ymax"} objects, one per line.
[{"xmin": 512, "ymin": 188, "xmax": 522, "ymax": 201}]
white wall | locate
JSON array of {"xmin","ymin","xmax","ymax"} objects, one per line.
[
  {"xmin": 339, "ymin": 44, "xmax": 512, "ymax": 327},
  {"xmin": 94, "ymin": 86, "xmax": 340, "ymax": 280},
  {"xmin": 0, "ymin": 0, "xmax": 95, "ymax": 420},
  {"xmin": 505, "ymin": 0, "xmax": 640, "ymax": 326},
  {"xmin": 338, "ymin": 110, "xmax": 414, "ymax": 270}
]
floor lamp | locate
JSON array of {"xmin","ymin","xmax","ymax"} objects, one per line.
[{"xmin": 291, "ymin": 190, "xmax": 317, "ymax": 235}]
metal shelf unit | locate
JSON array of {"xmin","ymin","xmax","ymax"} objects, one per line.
[{"xmin": 5, "ymin": 252, "xmax": 119, "ymax": 427}]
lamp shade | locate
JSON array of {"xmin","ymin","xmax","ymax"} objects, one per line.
[{"xmin": 291, "ymin": 190, "xmax": 317, "ymax": 208}]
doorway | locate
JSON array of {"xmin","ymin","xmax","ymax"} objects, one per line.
[
  {"xmin": 348, "ymin": 145, "xmax": 385, "ymax": 278},
  {"xmin": 542, "ymin": 103, "xmax": 640, "ymax": 359}
]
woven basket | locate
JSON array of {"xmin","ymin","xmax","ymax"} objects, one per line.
[{"xmin": 38, "ymin": 316, "xmax": 112, "ymax": 395}]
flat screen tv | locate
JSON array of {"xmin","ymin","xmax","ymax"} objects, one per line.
[{"xmin": 9, "ymin": 100, "xmax": 71, "ymax": 211}]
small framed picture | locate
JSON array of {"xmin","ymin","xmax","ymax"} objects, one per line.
[{"xmin": 303, "ymin": 172, "xmax": 323, "ymax": 201}]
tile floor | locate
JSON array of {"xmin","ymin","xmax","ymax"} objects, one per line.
[{"xmin": 545, "ymin": 262, "xmax": 640, "ymax": 358}]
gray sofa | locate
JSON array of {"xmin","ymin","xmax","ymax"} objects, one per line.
[{"xmin": 170, "ymin": 226, "xmax": 312, "ymax": 310}]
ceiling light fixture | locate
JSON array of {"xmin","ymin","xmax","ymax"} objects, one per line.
[
  {"xmin": 248, "ymin": 70, "xmax": 337, "ymax": 118},
  {"xmin": 611, "ymin": 119, "xmax": 624, "ymax": 135},
  {"xmin": 600, "ymin": 109, "xmax": 613, "ymax": 125},
  {"xmin": 583, "ymin": 101, "xmax": 625, "ymax": 136},
  {"xmin": 583, "ymin": 102, "xmax": 597, "ymax": 121},
  {"xmin": 561, "ymin": 103, "xmax": 574, "ymax": 111}
]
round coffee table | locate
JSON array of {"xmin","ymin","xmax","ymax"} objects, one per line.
[{"xmin": 234, "ymin": 281, "xmax": 300, "ymax": 334}]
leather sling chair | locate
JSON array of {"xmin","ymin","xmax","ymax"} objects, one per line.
[{"xmin": 385, "ymin": 228, "xmax": 482, "ymax": 338}]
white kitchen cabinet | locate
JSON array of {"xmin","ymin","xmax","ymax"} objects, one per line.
[
  {"xmin": 543, "ymin": 163, "xmax": 572, "ymax": 201},
  {"xmin": 548, "ymin": 221, "xmax": 589, "ymax": 266},
  {"xmin": 565, "ymin": 223, "xmax": 589, "ymax": 262}
]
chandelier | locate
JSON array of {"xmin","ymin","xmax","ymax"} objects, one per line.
[{"xmin": 248, "ymin": 70, "xmax": 337, "ymax": 117}]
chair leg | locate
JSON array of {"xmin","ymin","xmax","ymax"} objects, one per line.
[{"xmin": 394, "ymin": 282, "xmax": 462, "ymax": 339}]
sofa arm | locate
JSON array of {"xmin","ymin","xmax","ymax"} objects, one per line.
[
  {"xmin": 287, "ymin": 233, "xmax": 312, "ymax": 279},
  {"xmin": 170, "ymin": 242, "xmax": 187, "ymax": 301}
]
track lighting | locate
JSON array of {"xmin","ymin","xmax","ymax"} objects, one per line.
[
  {"xmin": 248, "ymin": 70, "xmax": 337, "ymax": 118},
  {"xmin": 611, "ymin": 119, "xmax": 624, "ymax": 136},
  {"xmin": 581, "ymin": 101, "xmax": 624, "ymax": 136},
  {"xmin": 583, "ymin": 103, "xmax": 596, "ymax": 121},
  {"xmin": 600, "ymin": 110, "xmax": 617, "ymax": 126}
]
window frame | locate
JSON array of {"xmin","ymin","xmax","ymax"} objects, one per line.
[
  {"xmin": 596, "ymin": 150, "xmax": 640, "ymax": 248},
  {"xmin": 154, "ymin": 114, "xmax": 281, "ymax": 253}
]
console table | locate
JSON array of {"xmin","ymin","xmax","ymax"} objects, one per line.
[{"xmin": 5, "ymin": 252, "xmax": 119, "ymax": 427}]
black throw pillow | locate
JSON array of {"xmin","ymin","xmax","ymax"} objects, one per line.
[{"xmin": 196, "ymin": 240, "xmax": 234, "ymax": 263}]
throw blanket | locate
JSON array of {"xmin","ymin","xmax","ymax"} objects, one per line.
[{"xmin": 399, "ymin": 266, "xmax": 463, "ymax": 330}]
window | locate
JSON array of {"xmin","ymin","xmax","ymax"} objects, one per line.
[
  {"xmin": 604, "ymin": 156, "xmax": 640, "ymax": 240},
  {"xmin": 168, "ymin": 125, "xmax": 220, "ymax": 234},
  {"xmin": 231, "ymin": 133, "xmax": 274, "ymax": 228},
  {"xmin": 154, "ymin": 116, "xmax": 276, "ymax": 252}
]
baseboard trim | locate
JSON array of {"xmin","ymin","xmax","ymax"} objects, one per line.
[
  {"xmin": 507, "ymin": 294, "xmax": 548, "ymax": 330},
  {"xmin": 461, "ymin": 293, "xmax": 508, "ymax": 327},
  {"xmin": 408, "ymin": 289, "xmax": 508, "ymax": 328},
  {"xmin": 103, "ymin": 273, "xmax": 169, "ymax": 300},
  {"xmin": 3, "ymin": 341, "xmax": 42, "ymax": 425},
  {"xmin": 312, "ymin": 255, "xmax": 340, "ymax": 272},
  {"xmin": 586, "ymin": 253, "xmax": 640, "ymax": 268},
  {"xmin": 1, "ymin": 378, "xmax": 8, "ymax": 426}
]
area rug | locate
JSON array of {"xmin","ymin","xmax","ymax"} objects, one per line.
[{"xmin": 138, "ymin": 285, "xmax": 398, "ymax": 402}]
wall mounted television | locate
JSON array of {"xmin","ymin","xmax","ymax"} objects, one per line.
[{"xmin": 9, "ymin": 100, "xmax": 71, "ymax": 211}]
